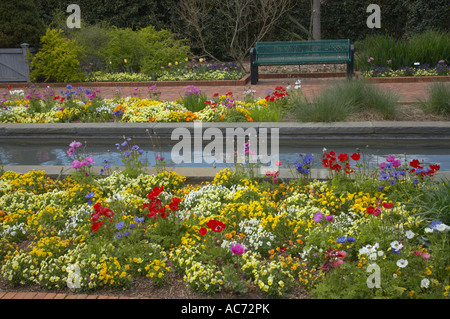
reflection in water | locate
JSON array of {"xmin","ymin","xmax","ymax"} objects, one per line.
[{"xmin": 1, "ymin": 138, "xmax": 450, "ymax": 170}]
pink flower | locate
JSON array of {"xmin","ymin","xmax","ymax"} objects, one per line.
[
  {"xmin": 333, "ymin": 259, "xmax": 344, "ymax": 268},
  {"xmin": 325, "ymin": 215, "xmax": 334, "ymax": 221},
  {"xmin": 392, "ymin": 160, "xmax": 401, "ymax": 167},
  {"xmin": 230, "ymin": 242, "xmax": 245, "ymax": 255},
  {"xmin": 386, "ymin": 155, "xmax": 395, "ymax": 163},
  {"xmin": 69, "ymin": 141, "xmax": 82, "ymax": 148},
  {"xmin": 313, "ymin": 211, "xmax": 323, "ymax": 223},
  {"xmin": 66, "ymin": 148, "xmax": 74, "ymax": 156},
  {"xmin": 71, "ymin": 160, "xmax": 82, "ymax": 169},
  {"xmin": 85, "ymin": 157, "xmax": 95, "ymax": 164},
  {"xmin": 422, "ymin": 253, "xmax": 430, "ymax": 259},
  {"xmin": 275, "ymin": 160, "xmax": 281, "ymax": 167}
]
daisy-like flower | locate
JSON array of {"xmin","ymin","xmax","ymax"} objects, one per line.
[
  {"xmin": 390, "ymin": 241, "xmax": 403, "ymax": 251},
  {"xmin": 421, "ymin": 278, "xmax": 430, "ymax": 289},
  {"xmin": 405, "ymin": 230, "xmax": 414, "ymax": 239},
  {"xmin": 396, "ymin": 259, "xmax": 408, "ymax": 268}
]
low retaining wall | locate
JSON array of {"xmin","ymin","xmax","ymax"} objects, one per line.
[{"xmin": 2, "ymin": 122, "xmax": 450, "ymax": 140}]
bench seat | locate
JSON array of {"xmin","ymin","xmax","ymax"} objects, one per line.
[{"xmin": 250, "ymin": 40, "xmax": 355, "ymax": 84}]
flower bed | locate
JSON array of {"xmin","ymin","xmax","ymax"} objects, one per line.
[
  {"xmin": 0, "ymin": 145, "xmax": 448, "ymax": 299},
  {"xmin": 0, "ymin": 84, "xmax": 289, "ymax": 123},
  {"xmin": 361, "ymin": 60, "xmax": 450, "ymax": 78}
]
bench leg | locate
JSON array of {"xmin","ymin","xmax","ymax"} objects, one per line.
[
  {"xmin": 347, "ymin": 44, "xmax": 355, "ymax": 79},
  {"xmin": 251, "ymin": 65, "xmax": 258, "ymax": 84}
]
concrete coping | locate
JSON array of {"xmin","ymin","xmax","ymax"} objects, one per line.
[{"xmin": 1, "ymin": 121, "xmax": 450, "ymax": 139}]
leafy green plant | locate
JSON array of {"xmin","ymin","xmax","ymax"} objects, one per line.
[
  {"xmin": 101, "ymin": 26, "xmax": 191, "ymax": 75},
  {"xmin": 29, "ymin": 28, "xmax": 85, "ymax": 83}
]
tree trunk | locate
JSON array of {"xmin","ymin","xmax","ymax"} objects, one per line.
[{"xmin": 312, "ymin": 0, "xmax": 321, "ymax": 40}]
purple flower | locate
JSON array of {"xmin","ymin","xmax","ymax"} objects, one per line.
[
  {"xmin": 313, "ymin": 211, "xmax": 323, "ymax": 223},
  {"xmin": 230, "ymin": 242, "xmax": 246, "ymax": 255},
  {"xmin": 115, "ymin": 222, "xmax": 125, "ymax": 230},
  {"xmin": 325, "ymin": 215, "xmax": 334, "ymax": 221}
]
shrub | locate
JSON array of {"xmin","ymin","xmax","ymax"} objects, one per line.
[
  {"xmin": 29, "ymin": 28, "xmax": 85, "ymax": 83},
  {"xmin": 101, "ymin": 26, "xmax": 191, "ymax": 75},
  {"xmin": 0, "ymin": 0, "xmax": 45, "ymax": 48}
]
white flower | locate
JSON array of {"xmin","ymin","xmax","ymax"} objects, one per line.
[
  {"xmin": 369, "ymin": 253, "xmax": 377, "ymax": 261},
  {"xmin": 390, "ymin": 241, "xmax": 403, "ymax": 251},
  {"xmin": 405, "ymin": 230, "xmax": 414, "ymax": 239},
  {"xmin": 424, "ymin": 227, "xmax": 433, "ymax": 233},
  {"xmin": 377, "ymin": 251, "xmax": 384, "ymax": 257},
  {"xmin": 396, "ymin": 259, "xmax": 408, "ymax": 268},
  {"xmin": 436, "ymin": 223, "xmax": 449, "ymax": 232},
  {"xmin": 421, "ymin": 278, "xmax": 430, "ymax": 289}
]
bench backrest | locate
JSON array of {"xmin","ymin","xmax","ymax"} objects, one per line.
[{"xmin": 254, "ymin": 39, "xmax": 352, "ymax": 64}]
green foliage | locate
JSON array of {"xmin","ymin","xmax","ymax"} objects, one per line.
[
  {"xmin": 356, "ymin": 30, "xmax": 450, "ymax": 71},
  {"xmin": 100, "ymin": 26, "xmax": 191, "ymax": 75},
  {"xmin": 0, "ymin": 0, "xmax": 45, "ymax": 48},
  {"xmin": 419, "ymin": 82, "xmax": 450, "ymax": 117},
  {"xmin": 29, "ymin": 29, "xmax": 85, "ymax": 83},
  {"xmin": 290, "ymin": 80, "xmax": 398, "ymax": 122}
]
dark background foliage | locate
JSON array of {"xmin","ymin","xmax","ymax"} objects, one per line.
[{"xmin": 1, "ymin": 0, "xmax": 448, "ymax": 60}]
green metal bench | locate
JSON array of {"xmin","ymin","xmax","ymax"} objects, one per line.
[{"xmin": 250, "ymin": 39, "xmax": 355, "ymax": 84}]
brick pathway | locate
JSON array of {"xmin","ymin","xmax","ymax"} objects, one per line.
[
  {"xmin": 3, "ymin": 77, "xmax": 437, "ymax": 103},
  {"xmin": 0, "ymin": 291, "xmax": 141, "ymax": 299}
]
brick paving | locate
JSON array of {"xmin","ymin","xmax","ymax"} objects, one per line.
[
  {"xmin": 1, "ymin": 76, "xmax": 442, "ymax": 103},
  {"xmin": 0, "ymin": 290, "xmax": 136, "ymax": 299}
]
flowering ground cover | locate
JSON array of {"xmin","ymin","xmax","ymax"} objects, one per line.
[
  {"xmin": 0, "ymin": 143, "xmax": 448, "ymax": 299},
  {"xmin": 0, "ymin": 84, "xmax": 290, "ymax": 124}
]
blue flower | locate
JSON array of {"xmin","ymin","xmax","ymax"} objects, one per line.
[
  {"xmin": 115, "ymin": 222, "xmax": 125, "ymax": 230},
  {"xmin": 336, "ymin": 236, "xmax": 347, "ymax": 243},
  {"xmin": 124, "ymin": 151, "xmax": 131, "ymax": 157},
  {"xmin": 378, "ymin": 185, "xmax": 385, "ymax": 192},
  {"xmin": 114, "ymin": 232, "xmax": 122, "ymax": 239},
  {"xmin": 121, "ymin": 141, "xmax": 128, "ymax": 147},
  {"xmin": 346, "ymin": 236, "xmax": 356, "ymax": 242},
  {"xmin": 138, "ymin": 149, "xmax": 144, "ymax": 155},
  {"xmin": 123, "ymin": 230, "xmax": 131, "ymax": 236},
  {"xmin": 379, "ymin": 171, "xmax": 390, "ymax": 181},
  {"xmin": 85, "ymin": 192, "xmax": 95, "ymax": 199},
  {"xmin": 115, "ymin": 143, "xmax": 120, "ymax": 150},
  {"xmin": 132, "ymin": 145, "xmax": 139, "ymax": 151},
  {"xmin": 413, "ymin": 179, "xmax": 419, "ymax": 184},
  {"xmin": 66, "ymin": 84, "xmax": 72, "ymax": 89},
  {"xmin": 389, "ymin": 179, "xmax": 396, "ymax": 186},
  {"xmin": 135, "ymin": 216, "xmax": 144, "ymax": 224}
]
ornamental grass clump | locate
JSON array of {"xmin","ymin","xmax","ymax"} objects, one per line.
[
  {"xmin": 419, "ymin": 82, "xmax": 450, "ymax": 117},
  {"xmin": 291, "ymin": 79, "xmax": 398, "ymax": 122}
]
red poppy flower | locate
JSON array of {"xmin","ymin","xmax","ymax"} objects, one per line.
[
  {"xmin": 199, "ymin": 228, "xmax": 208, "ymax": 236},
  {"xmin": 338, "ymin": 153, "xmax": 348, "ymax": 162},
  {"xmin": 410, "ymin": 159, "xmax": 422, "ymax": 169},
  {"xmin": 429, "ymin": 164, "xmax": 440, "ymax": 172},
  {"xmin": 351, "ymin": 153, "xmax": 361, "ymax": 161},
  {"xmin": 91, "ymin": 221, "xmax": 102, "ymax": 232},
  {"xmin": 207, "ymin": 219, "xmax": 226, "ymax": 232},
  {"xmin": 366, "ymin": 206, "xmax": 375, "ymax": 214},
  {"xmin": 169, "ymin": 201, "xmax": 179, "ymax": 211},
  {"xmin": 382, "ymin": 202, "xmax": 393, "ymax": 209},
  {"xmin": 213, "ymin": 93, "xmax": 219, "ymax": 97}
]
